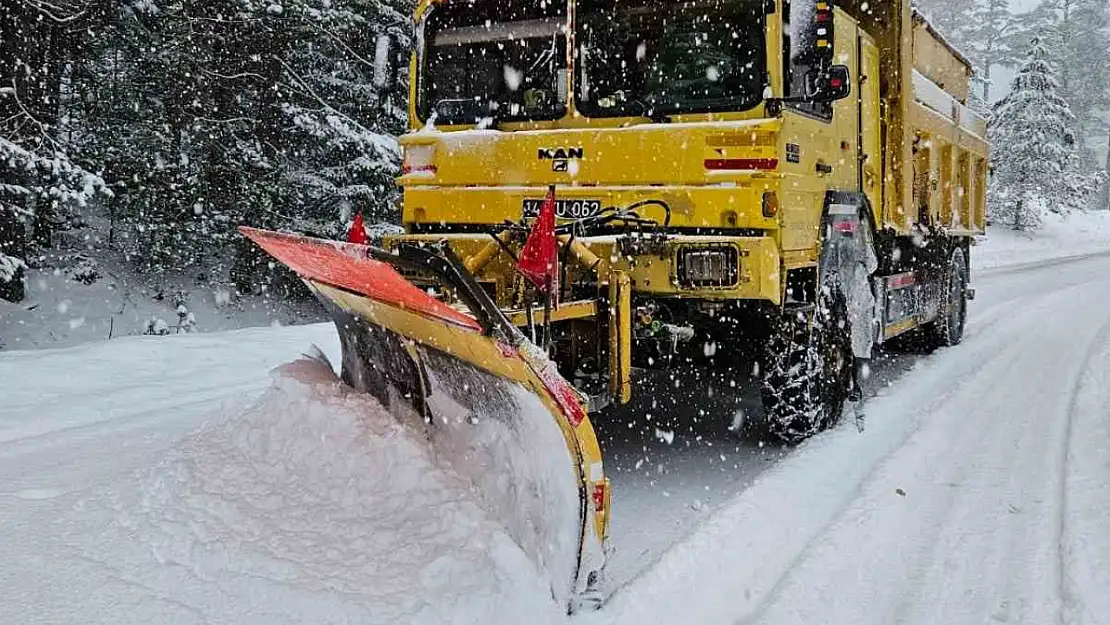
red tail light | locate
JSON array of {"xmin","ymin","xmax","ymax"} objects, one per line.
[
  {"xmin": 704, "ymin": 158, "xmax": 779, "ymax": 171},
  {"xmin": 402, "ymin": 164, "xmax": 438, "ymax": 175},
  {"xmin": 592, "ymin": 482, "xmax": 607, "ymax": 514}
]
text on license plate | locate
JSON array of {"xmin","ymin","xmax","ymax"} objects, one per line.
[{"xmin": 522, "ymin": 199, "xmax": 603, "ymax": 219}]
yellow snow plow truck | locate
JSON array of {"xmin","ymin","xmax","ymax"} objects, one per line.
[
  {"xmin": 241, "ymin": 0, "xmax": 987, "ymax": 611},
  {"xmin": 388, "ymin": 0, "xmax": 988, "ymax": 436}
]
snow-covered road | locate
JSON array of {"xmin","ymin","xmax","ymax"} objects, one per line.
[
  {"xmin": 3, "ymin": 250, "xmax": 1110, "ymax": 624},
  {"xmin": 744, "ymin": 261, "xmax": 1110, "ymax": 624},
  {"xmin": 594, "ymin": 253, "xmax": 1110, "ymax": 625}
]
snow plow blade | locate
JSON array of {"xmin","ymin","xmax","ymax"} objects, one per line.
[{"xmin": 239, "ymin": 226, "xmax": 609, "ymax": 609}]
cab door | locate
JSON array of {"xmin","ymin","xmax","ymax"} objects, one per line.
[{"xmin": 858, "ymin": 32, "xmax": 882, "ymax": 215}]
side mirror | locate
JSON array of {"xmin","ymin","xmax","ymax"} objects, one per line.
[
  {"xmin": 805, "ymin": 65, "xmax": 852, "ymax": 102},
  {"xmin": 373, "ymin": 33, "xmax": 397, "ymax": 90}
]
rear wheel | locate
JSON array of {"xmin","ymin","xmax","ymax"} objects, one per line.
[
  {"xmin": 925, "ymin": 248, "xmax": 969, "ymax": 348},
  {"xmin": 760, "ymin": 288, "xmax": 854, "ymax": 444}
]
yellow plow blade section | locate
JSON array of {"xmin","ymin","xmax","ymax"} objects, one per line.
[{"xmin": 239, "ymin": 227, "xmax": 609, "ymax": 608}]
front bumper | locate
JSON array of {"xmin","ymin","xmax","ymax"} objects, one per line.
[{"xmin": 385, "ymin": 232, "xmax": 782, "ymax": 306}]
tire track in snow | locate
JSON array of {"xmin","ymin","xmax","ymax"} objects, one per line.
[
  {"xmin": 748, "ymin": 282, "xmax": 1079, "ymax": 625},
  {"xmin": 976, "ymin": 249, "xmax": 1110, "ymax": 278},
  {"xmin": 1057, "ymin": 311, "xmax": 1110, "ymax": 625},
  {"xmin": 967, "ymin": 252, "xmax": 1110, "ymax": 345},
  {"xmin": 594, "ymin": 256, "xmax": 1110, "ymax": 625},
  {"xmin": 742, "ymin": 273, "xmax": 1110, "ymax": 625},
  {"xmin": 592, "ymin": 281, "xmax": 1055, "ymax": 625},
  {"xmin": 592, "ymin": 253, "xmax": 1110, "ymax": 605}
]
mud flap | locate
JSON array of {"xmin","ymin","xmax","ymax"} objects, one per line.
[{"xmin": 239, "ymin": 227, "xmax": 608, "ymax": 608}]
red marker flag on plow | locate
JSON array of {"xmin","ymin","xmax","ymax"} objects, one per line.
[
  {"xmin": 347, "ymin": 212, "xmax": 368, "ymax": 245},
  {"xmin": 517, "ymin": 185, "xmax": 560, "ymax": 300}
]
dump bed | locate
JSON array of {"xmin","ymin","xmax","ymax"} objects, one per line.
[
  {"xmin": 839, "ymin": 0, "xmax": 988, "ymax": 236},
  {"xmin": 911, "ymin": 9, "xmax": 973, "ymax": 105}
]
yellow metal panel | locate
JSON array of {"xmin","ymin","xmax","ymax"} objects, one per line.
[
  {"xmin": 940, "ymin": 142, "xmax": 954, "ymax": 227},
  {"xmin": 779, "ymin": 179, "xmax": 825, "ymax": 252},
  {"xmin": 608, "ymin": 271, "xmax": 632, "ymax": 405},
  {"xmin": 400, "ymin": 120, "xmax": 783, "ymax": 188},
  {"xmin": 957, "ymin": 151, "xmax": 971, "ymax": 230},
  {"xmin": 316, "ymin": 283, "xmax": 531, "ymax": 385},
  {"xmin": 313, "ymin": 279, "xmax": 609, "ymax": 539},
  {"xmin": 911, "ymin": 13, "xmax": 972, "ymax": 103},
  {"xmin": 859, "ymin": 33, "xmax": 883, "ymax": 216},
  {"xmin": 832, "ymin": 13, "xmax": 861, "ymax": 191},
  {"xmin": 506, "ymin": 300, "xmax": 598, "ymax": 327},
  {"xmin": 575, "ymin": 235, "xmax": 782, "ymax": 304},
  {"xmin": 912, "ymin": 135, "xmax": 930, "ymax": 224},
  {"xmin": 974, "ymin": 157, "xmax": 988, "ymax": 231},
  {"xmin": 402, "ymin": 184, "xmax": 782, "ymax": 231},
  {"xmin": 909, "ymin": 102, "xmax": 989, "ymax": 156},
  {"xmin": 871, "ymin": 0, "xmax": 916, "ymax": 235},
  {"xmin": 884, "ymin": 317, "xmax": 918, "ymax": 340},
  {"xmin": 389, "ymin": 233, "xmax": 781, "ymax": 305}
]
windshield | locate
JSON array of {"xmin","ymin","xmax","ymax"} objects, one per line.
[
  {"xmin": 418, "ymin": 1, "xmax": 568, "ymax": 125},
  {"xmin": 576, "ymin": 0, "xmax": 766, "ymax": 118}
]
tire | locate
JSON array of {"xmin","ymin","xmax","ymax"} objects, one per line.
[
  {"xmin": 760, "ymin": 287, "xmax": 854, "ymax": 444},
  {"xmin": 924, "ymin": 248, "xmax": 969, "ymax": 348}
]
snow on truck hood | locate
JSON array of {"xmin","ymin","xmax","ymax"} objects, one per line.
[{"xmin": 2, "ymin": 352, "xmax": 565, "ymax": 625}]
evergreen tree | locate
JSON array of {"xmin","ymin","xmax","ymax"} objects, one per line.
[
  {"xmin": 1, "ymin": 1, "xmax": 108, "ymax": 302},
  {"xmin": 66, "ymin": 0, "xmax": 413, "ymax": 287},
  {"xmin": 969, "ymin": 0, "xmax": 1018, "ymax": 92},
  {"xmin": 989, "ymin": 38, "xmax": 1085, "ymax": 229},
  {"xmin": 1015, "ymin": 0, "xmax": 1110, "ymax": 145}
]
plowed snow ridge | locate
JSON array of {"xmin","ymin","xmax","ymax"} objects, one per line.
[{"xmin": 1, "ymin": 342, "xmax": 561, "ymax": 625}]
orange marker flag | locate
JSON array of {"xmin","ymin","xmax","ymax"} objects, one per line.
[
  {"xmin": 517, "ymin": 185, "xmax": 559, "ymax": 299},
  {"xmin": 347, "ymin": 212, "xmax": 368, "ymax": 245}
]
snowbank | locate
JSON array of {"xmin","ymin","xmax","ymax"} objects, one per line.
[
  {"xmin": 0, "ymin": 258, "xmax": 324, "ymax": 351},
  {"xmin": 973, "ymin": 210, "xmax": 1110, "ymax": 271},
  {"xmin": 120, "ymin": 355, "xmax": 562, "ymax": 624},
  {"xmin": 0, "ymin": 342, "xmax": 565, "ymax": 625}
]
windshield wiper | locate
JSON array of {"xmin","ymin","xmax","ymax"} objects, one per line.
[
  {"xmin": 476, "ymin": 106, "xmax": 502, "ymax": 130},
  {"xmin": 434, "ymin": 98, "xmax": 503, "ymax": 129},
  {"xmin": 625, "ymin": 96, "xmax": 671, "ymax": 123}
]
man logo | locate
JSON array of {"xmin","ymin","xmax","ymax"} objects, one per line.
[
  {"xmin": 537, "ymin": 147, "xmax": 585, "ymax": 160},
  {"xmin": 538, "ymin": 147, "xmax": 584, "ymax": 173}
]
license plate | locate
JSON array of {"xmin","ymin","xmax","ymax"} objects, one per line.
[{"xmin": 522, "ymin": 199, "xmax": 602, "ymax": 219}]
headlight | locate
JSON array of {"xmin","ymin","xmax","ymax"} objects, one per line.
[
  {"xmin": 677, "ymin": 246, "xmax": 740, "ymax": 288},
  {"xmin": 403, "ymin": 144, "xmax": 437, "ymax": 175}
]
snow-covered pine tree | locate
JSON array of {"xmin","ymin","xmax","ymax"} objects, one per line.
[
  {"xmin": 1, "ymin": 1, "xmax": 108, "ymax": 302},
  {"xmin": 67, "ymin": 0, "xmax": 414, "ymax": 288},
  {"xmin": 969, "ymin": 0, "xmax": 1018, "ymax": 93},
  {"xmin": 1016, "ymin": 0, "xmax": 1110, "ymax": 147},
  {"xmin": 989, "ymin": 38, "xmax": 1084, "ymax": 229}
]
